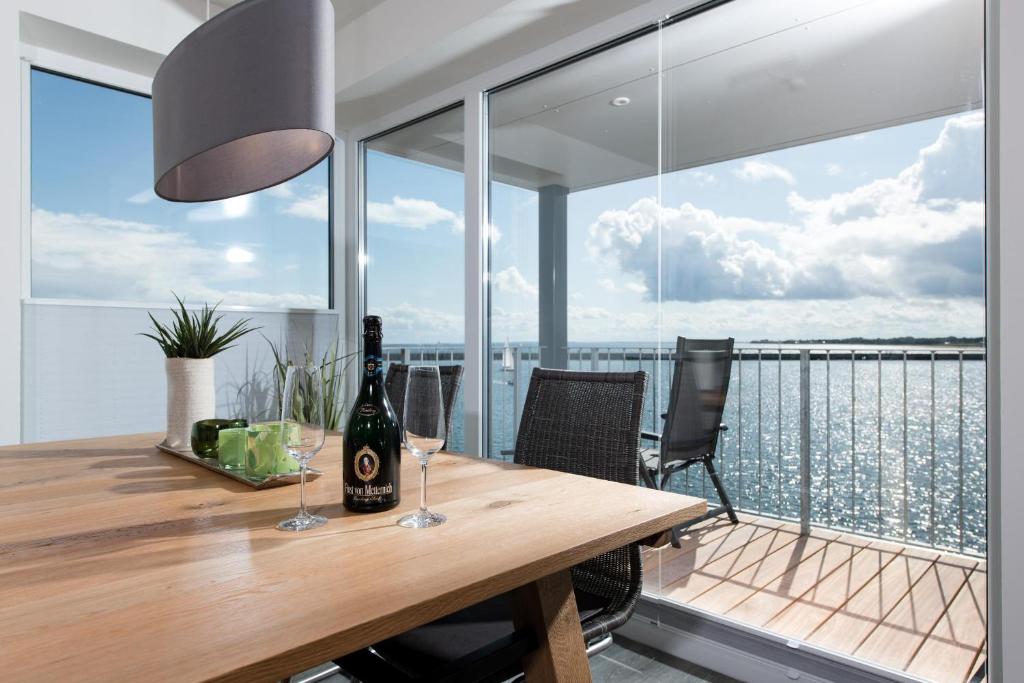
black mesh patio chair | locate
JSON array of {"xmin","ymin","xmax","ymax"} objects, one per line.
[
  {"xmin": 335, "ymin": 368, "xmax": 649, "ymax": 683},
  {"xmin": 640, "ymin": 337, "xmax": 738, "ymax": 548},
  {"xmin": 385, "ymin": 363, "xmax": 463, "ymax": 449}
]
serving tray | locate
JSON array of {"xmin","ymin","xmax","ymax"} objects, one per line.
[{"xmin": 156, "ymin": 442, "xmax": 323, "ymax": 489}]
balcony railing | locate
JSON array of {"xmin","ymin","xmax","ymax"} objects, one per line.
[{"xmin": 383, "ymin": 343, "xmax": 986, "ymax": 557}]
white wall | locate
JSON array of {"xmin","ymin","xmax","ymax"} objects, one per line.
[{"xmin": 21, "ymin": 304, "xmax": 340, "ymax": 442}]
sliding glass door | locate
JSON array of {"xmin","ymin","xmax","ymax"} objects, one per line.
[
  {"xmin": 483, "ymin": 0, "xmax": 986, "ymax": 679},
  {"xmin": 363, "ymin": 105, "xmax": 466, "ymax": 450},
  {"xmin": 487, "ymin": 33, "xmax": 661, "ymax": 459}
]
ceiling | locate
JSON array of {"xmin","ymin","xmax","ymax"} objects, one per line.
[
  {"xmin": 332, "ymin": 0, "xmax": 654, "ymax": 128},
  {"xmin": 373, "ymin": 0, "xmax": 983, "ymax": 193},
  {"xmin": 214, "ymin": 0, "xmax": 387, "ymax": 27}
]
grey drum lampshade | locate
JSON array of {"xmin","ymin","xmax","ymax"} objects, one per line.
[{"xmin": 152, "ymin": 0, "xmax": 335, "ymax": 202}]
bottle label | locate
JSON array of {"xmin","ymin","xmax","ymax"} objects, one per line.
[
  {"xmin": 354, "ymin": 445, "xmax": 380, "ymax": 482},
  {"xmin": 357, "ymin": 403, "xmax": 379, "ymax": 417},
  {"xmin": 364, "ymin": 355, "xmax": 382, "ymax": 376}
]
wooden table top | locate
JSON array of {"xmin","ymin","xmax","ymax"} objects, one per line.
[{"xmin": 0, "ymin": 433, "xmax": 705, "ymax": 683}]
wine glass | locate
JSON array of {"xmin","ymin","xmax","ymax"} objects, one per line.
[
  {"xmin": 276, "ymin": 363, "xmax": 328, "ymax": 531},
  {"xmin": 398, "ymin": 366, "xmax": 447, "ymax": 528}
]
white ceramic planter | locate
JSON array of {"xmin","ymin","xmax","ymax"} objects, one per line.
[{"xmin": 164, "ymin": 357, "xmax": 216, "ymax": 451}]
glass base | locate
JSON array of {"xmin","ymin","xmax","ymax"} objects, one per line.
[
  {"xmin": 277, "ymin": 512, "xmax": 327, "ymax": 532},
  {"xmin": 398, "ymin": 510, "xmax": 447, "ymax": 528}
]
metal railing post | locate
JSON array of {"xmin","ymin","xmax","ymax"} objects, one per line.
[
  {"xmin": 401, "ymin": 347, "xmax": 410, "ymax": 364},
  {"xmin": 512, "ymin": 346, "xmax": 522, "ymax": 433},
  {"xmin": 590, "ymin": 347, "xmax": 599, "ymax": 371},
  {"xmin": 799, "ymin": 349, "xmax": 811, "ymax": 535}
]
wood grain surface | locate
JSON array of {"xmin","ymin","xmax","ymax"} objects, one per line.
[
  {"xmin": 648, "ymin": 515, "xmax": 987, "ymax": 683},
  {"xmin": 0, "ymin": 433, "xmax": 705, "ymax": 682}
]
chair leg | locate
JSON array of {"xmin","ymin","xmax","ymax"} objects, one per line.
[
  {"xmin": 639, "ymin": 461, "xmax": 658, "ymax": 489},
  {"xmin": 704, "ymin": 457, "xmax": 738, "ymax": 524}
]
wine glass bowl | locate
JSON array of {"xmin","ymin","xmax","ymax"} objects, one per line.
[
  {"xmin": 398, "ymin": 366, "xmax": 447, "ymax": 529},
  {"xmin": 277, "ymin": 363, "xmax": 328, "ymax": 532}
]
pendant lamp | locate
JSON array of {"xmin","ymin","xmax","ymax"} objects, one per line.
[{"xmin": 152, "ymin": 0, "xmax": 335, "ymax": 202}]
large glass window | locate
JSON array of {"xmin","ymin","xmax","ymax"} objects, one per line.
[
  {"xmin": 30, "ymin": 68, "xmax": 331, "ymax": 308},
  {"xmin": 487, "ymin": 0, "xmax": 984, "ymax": 678},
  {"xmin": 363, "ymin": 105, "xmax": 465, "ymax": 450}
]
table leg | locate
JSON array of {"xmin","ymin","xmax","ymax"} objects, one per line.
[{"xmin": 512, "ymin": 568, "xmax": 592, "ymax": 682}]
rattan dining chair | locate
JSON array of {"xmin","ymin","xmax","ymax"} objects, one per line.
[
  {"xmin": 385, "ymin": 363, "xmax": 463, "ymax": 449},
  {"xmin": 641, "ymin": 337, "xmax": 738, "ymax": 548},
  {"xmin": 335, "ymin": 368, "xmax": 649, "ymax": 683}
]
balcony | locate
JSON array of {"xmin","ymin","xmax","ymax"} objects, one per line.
[
  {"xmin": 385, "ymin": 341, "xmax": 987, "ymax": 680},
  {"xmin": 644, "ymin": 515, "xmax": 987, "ymax": 683}
]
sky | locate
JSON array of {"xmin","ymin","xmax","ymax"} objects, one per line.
[
  {"xmin": 32, "ymin": 68, "xmax": 984, "ymax": 343},
  {"xmin": 366, "ymin": 109, "xmax": 985, "ymax": 345},
  {"xmin": 31, "ymin": 69, "xmax": 331, "ymax": 309}
]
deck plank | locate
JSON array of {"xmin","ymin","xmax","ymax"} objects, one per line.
[
  {"xmin": 688, "ymin": 528, "xmax": 839, "ymax": 614},
  {"xmin": 905, "ymin": 567, "xmax": 987, "ymax": 683},
  {"xmin": 854, "ymin": 555, "xmax": 976, "ymax": 671},
  {"xmin": 655, "ymin": 517, "xmax": 783, "ymax": 591},
  {"xmin": 725, "ymin": 533, "xmax": 867, "ymax": 626},
  {"xmin": 764, "ymin": 541, "xmax": 903, "ymax": 639},
  {"xmin": 648, "ymin": 514, "xmax": 987, "ymax": 682},
  {"xmin": 662, "ymin": 524, "xmax": 802, "ymax": 603},
  {"xmin": 803, "ymin": 546, "xmax": 937, "ymax": 653}
]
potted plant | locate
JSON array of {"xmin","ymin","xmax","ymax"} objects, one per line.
[
  {"xmin": 141, "ymin": 295, "xmax": 259, "ymax": 451},
  {"xmin": 265, "ymin": 335, "xmax": 357, "ymax": 431}
]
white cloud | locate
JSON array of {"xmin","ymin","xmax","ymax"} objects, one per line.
[
  {"xmin": 587, "ymin": 113, "xmax": 984, "ymax": 304},
  {"xmin": 825, "ymin": 163, "xmax": 843, "ymax": 176},
  {"xmin": 265, "ymin": 182, "xmax": 295, "ymax": 199},
  {"xmin": 596, "ymin": 278, "xmax": 646, "ymax": 295},
  {"xmin": 451, "ymin": 215, "xmax": 502, "ymax": 244},
  {"xmin": 688, "ymin": 170, "xmax": 716, "ymax": 185},
  {"xmin": 31, "ymin": 207, "xmax": 325, "ymax": 308},
  {"xmin": 492, "ymin": 265, "xmax": 538, "ymax": 296},
  {"xmin": 127, "ymin": 188, "xmax": 157, "ymax": 205},
  {"xmin": 372, "ymin": 302, "xmax": 463, "ymax": 341},
  {"xmin": 187, "ymin": 194, "xmax": 255, "ymax": 222},
  {"xmin": 569, "ymin": 304, "xmax": 613, "ymax": 320},
  {"xmin": 734, "ymin": 159, "xmax": 796, "ymax": 185},
  {"xmin": 282, "ymin": 187, "xmax": 329, "ymax": 221},
  {"xmin": 367, "ymin": 195, "xmax": 460, "ymax": 230}
]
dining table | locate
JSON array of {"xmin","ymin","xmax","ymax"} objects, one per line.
[{"xmin": 0, "ymin": 432, "xmax": 706, "ymax": 682}]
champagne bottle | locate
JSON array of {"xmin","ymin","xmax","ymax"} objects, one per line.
[{"xmin": 343, "ymin": 315, "xmax": 401, "ymax": 512}]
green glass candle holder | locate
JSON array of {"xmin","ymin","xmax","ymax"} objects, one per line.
[
  {"xmin": 191, "ymin": 418, "xmax": 247, "ymax": 458},
  {"xmin": 245, "ymin": 422, "xmax": 300, "ymax": 481},
  {"xmin": 217, "ymin": 427, "xmax": 248, "ymax": 471}
]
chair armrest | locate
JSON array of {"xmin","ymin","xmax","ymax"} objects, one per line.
[{"xmin": 641, "ymin": 430, "xmax": 661, "ymax": 442}]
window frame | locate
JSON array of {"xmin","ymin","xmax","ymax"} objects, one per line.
[{"xmin": 22, "ymin": 60, "xmax": 335, "ymax": 313}]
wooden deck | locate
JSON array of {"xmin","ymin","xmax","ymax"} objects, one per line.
[{"xmin": 643, "ymin": 514, "xmax": 987, "ymax": 683}]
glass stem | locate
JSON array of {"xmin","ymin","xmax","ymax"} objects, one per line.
[
  {"xmin": 420, "ymin": 461, "xmax": 428, "ymax": 514},
  {"xmin": 299, "ymin": 462, "xmax": 308, "ymax": 517}
]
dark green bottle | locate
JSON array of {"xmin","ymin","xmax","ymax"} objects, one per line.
[{"xmin": 343, "ymin": 316, "xmax": 401, "ymax": 512}]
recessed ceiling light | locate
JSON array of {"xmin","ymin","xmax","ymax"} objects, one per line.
[
  {"xmin": 225, "ymin": 246, "xmax": 255, "ymax": 264},
  {"xmin": 610, "ymin": 96, "xmax": 631, "ymax": 107}
]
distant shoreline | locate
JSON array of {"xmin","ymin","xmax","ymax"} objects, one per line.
[{"xmin": 749, "ymin": 336, "xmax": 984, "ymax": 346}]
